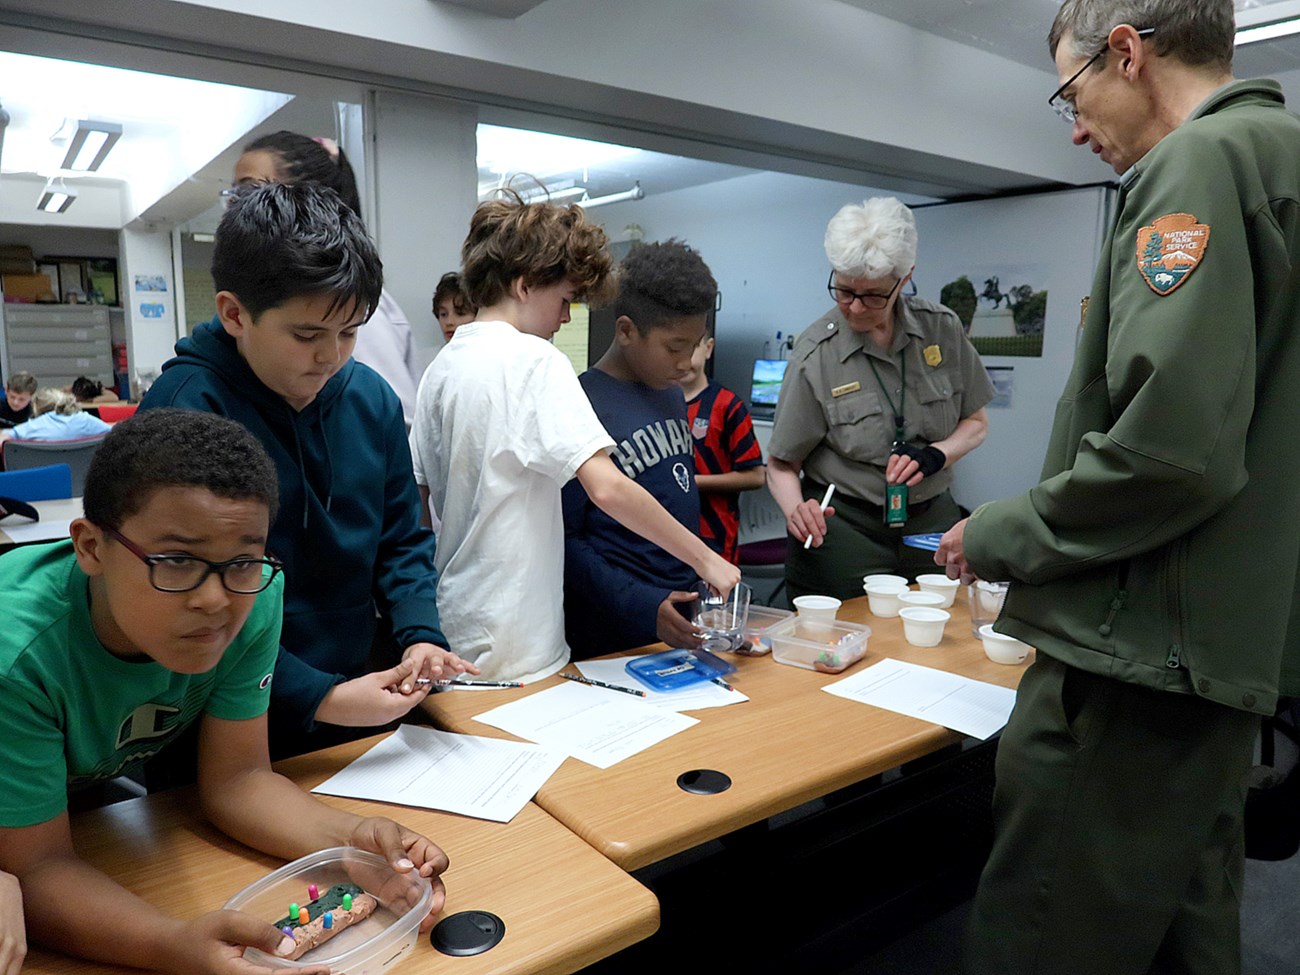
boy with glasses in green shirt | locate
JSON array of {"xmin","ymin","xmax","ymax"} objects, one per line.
[{"xmin": 0, "ymin": 410, "xmax": 449, "ymax": 975}]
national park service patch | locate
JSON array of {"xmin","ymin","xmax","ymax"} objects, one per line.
[{"xmin": 1136, "ymin": 212, "xmax": 1209, "ymax": 296}]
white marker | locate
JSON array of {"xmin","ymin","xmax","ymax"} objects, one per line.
[{"xmin": 804, "ymin": 482, "xmax": 837, "ymax": 549}]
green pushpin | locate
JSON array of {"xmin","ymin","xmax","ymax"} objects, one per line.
[
  {"xmin": 342, "ymin": 893, "xmax": 353, "ymax": 911},
  {"xmin": 289, "ymin": 902, "xmax": 299, "ymax": 919}
]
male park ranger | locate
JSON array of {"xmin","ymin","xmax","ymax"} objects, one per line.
[{"xmin": 937, "ymin": 1, "xmax": 1300, "ymax": 973}]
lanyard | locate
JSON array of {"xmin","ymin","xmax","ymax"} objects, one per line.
[{"xmin": 865, "ymin": 350, "xmax": 906, "ymax": 445}]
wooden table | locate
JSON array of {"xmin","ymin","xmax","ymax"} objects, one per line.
[
  {"xmin": 427, "ymin": 594, "xmax": 1030, "ymax": 871},
  {"xmin": 25, "ymin": 736, "xmax": 659, "ymax": 975},
  {"xmin": 0, "ymin": 497, "xmax": 81, "ymax": 549}
]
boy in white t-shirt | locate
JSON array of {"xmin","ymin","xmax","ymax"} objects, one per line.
[{"xmin": 410, "ymin": 196, "xmax": 739, "ymax": 682}]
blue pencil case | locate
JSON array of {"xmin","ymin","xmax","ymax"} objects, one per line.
[{"xmin": 625, "ymin": 648, "xmax": 737, "ymax": 692}]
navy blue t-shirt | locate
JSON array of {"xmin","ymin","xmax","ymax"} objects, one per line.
[{"xmin": 562, "ymin": 368, "xmax": 700, "ymax": 656}]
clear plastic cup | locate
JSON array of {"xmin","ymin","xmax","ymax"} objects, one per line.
[
  {"xmin": 968, "ymin": 580, "xmax": 1009, "ymax": 636},
  {"xmin": 694, "ymin": 581, "xmax": 752, "ymax": 652}
]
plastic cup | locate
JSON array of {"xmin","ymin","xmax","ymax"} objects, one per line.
[
  {"xmin": 979, "ymin": 623, "xmax": 1032, "ymax": 664},
  {"xmin": 792, "ymin": 595, "xmax": 842, "ymax": 624},
  {"xmin": 863, "ymin": 579, "xmax": 908, "ymax": 618},
  {"xmin": 694, "ymin": 581, "xmax": 752, "ymax": 652},
  {"xmin": 899, "ymin": 607, "xmax": 950, "ymax": 647},
  {"xmin": 897, "ymin": 590, "xmax": 946, "ymax": 611},
  {"xmin": 968, "ymin": 580, "xmax": 1010, "ymax": 636},
  {"xmin": 863, "ymin": 573, "xmax": 908, "ymax": 590},
  {"xmin": 915, "ymin": 573, "xmax": 960, "ymax": 609}
]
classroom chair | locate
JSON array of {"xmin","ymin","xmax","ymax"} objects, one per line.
[
  {"xmin": 2, "ymin": 436, "xmax": 105, "ymax": 495},
  {"xmin": 737, "ymin": 488, "xmax": 788, "ymax": 607},
  {"xmin": 0, "ymin": 463, "xmax": 74, "ymax": 502},
  {"xmin": 97, "ymin": 403, "xmax": 139, "ymax": 423}
]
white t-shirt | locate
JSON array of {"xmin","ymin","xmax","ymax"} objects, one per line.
[
  {"xmin": 409, "ymin": 320, "xmax": 614, "ymax": 682},
  {"xmin": 355, "ymin": 289, "xmax": 420, "ymax": 429}
]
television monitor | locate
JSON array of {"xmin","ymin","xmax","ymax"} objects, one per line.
[{"xmin": 749, "ymin": 358, "xmax": 789, "ymax": 418}]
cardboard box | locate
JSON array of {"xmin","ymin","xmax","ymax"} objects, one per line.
[{"xmin": 2, "ymin": 273, "xmax": 58, "ymax": 302}]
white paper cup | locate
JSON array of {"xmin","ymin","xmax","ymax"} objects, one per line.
[
  {"xmin": 979, "ymin": 623, "xmax": 1032, "ymax": 665},
  {"xmin": 863, "ymin": 580, "xmax": 908, "ymax": 618},
  {"xmin": 900, "ymin": 607, "xmax": 950, "ymax": 647},
  {"xmin": 898, "ymin": 590, "xmax": 947, "ymax": 611},
  {"xmin": 793, "ymin": 595, "xmax": 842, "ymax": 624},
  {"xmin": 863, "ymin": 573, "xmax": 909, "ymax": 590},
  {"xmin": 915, "ymin": 573, "xmax": 960, "ymax": 608}
]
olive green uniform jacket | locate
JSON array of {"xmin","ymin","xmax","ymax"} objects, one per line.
[{"xmin": 965, "ymin": 80, "xmax": 1300, "ymax": 716}]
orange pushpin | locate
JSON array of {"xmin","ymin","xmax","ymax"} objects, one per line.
[{"xmin": 298, "ymin": 907, "xmax": 310, "ymax": 926}]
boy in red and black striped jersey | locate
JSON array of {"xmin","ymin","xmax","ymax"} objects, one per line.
[{"xmin": 680, "ymin": 329, "xmax": 766, "ymax": 564}]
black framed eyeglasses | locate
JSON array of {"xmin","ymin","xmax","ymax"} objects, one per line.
[
  {"xmin": 1048, "ymin": 27, "xmax": 1155, "ymax": 124},
  {"xmin": 102, "ymin": 525, "xmax": 282, "ymax": 594},
  {"xmin": 827, "ymin": 271, "xmax": 904, "ymax": 310}
]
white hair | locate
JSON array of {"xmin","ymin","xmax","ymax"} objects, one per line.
[
  {"xmin": 32, "ymin": 388, "xmax": 80, "ymax": 417},
  {"xmin": 824, "ymin": 197, "xmax": 918, "ymax": 280}
]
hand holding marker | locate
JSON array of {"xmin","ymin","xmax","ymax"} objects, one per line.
[{"xmin": 805, "ymin": 483, "xmax": 837, "ymax": 550}]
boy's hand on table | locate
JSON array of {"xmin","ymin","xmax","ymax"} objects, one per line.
[
  {"xmin": 697, "ymin": 551, "xmax": 741, "ymax": 597},
  {"xmin": 165, "ymin": 910, "xmax": 329, "ymax": 975},
  {"xmin": 347, "ymin": 818, "xmax": 449, "ymax": 932},
  {"xmin": 399, "ymin": 642, "xmax": 480, "ymax": 693},
  {"xmin": 315, "ymin": 660, "xmax": 430, "ymax": 727},
  {"xmin": 0, "ymin": 872, "xmax": 23, "ymax": 975},
  {"xmin": 657, "ymin": 592, "xmax": 705, "ymax": 649}
]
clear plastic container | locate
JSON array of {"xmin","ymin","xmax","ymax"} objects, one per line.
[
  {"xmin": 768, "ymin": 616, "xmax": 872, "ymax": 674},
  {"xmin": 738, "ymin": 605, "xmax": 794, "ymax": 655},
  {"xmin": 224, "ymin": 847, "xmax": 431, "ymax": 975}
]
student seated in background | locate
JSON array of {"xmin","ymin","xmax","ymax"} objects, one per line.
[
  {"xmin": 0, "ymin": 410, "xmax": 448, "ymax": 975},
  {"xmin": 0, "ymin": 388, "xmax": 111, "ymax": 443},
  {"xmin": 70, "ymin": 376, "xmax": 119, "ymax": 405},
  {"xmin": 141, "ymin": 182, "xmax": 474, "ymax": 758},
  {"xmin": 433, "ymin": 271, "xmax": 477, "ymax": 344},
  {"xmin": 409, "ymin": 197, "xmax": 737, "ymax": 682},
  {"xmin": 679, "ymin": 324, "xmax": 766, "ymax": 564},
  {"xmin": 563, "ymin": 240, "xmax": 731, "ymax": 655},
  {"xmin": 0, "ymin": 371, "xmax": 36, "ymax": 427}
]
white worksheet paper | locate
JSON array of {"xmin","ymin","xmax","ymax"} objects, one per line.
[
  {"xmin": 576, "ymin": 657, "xmax": 749, "ymax": 711},
  {"xmin": 474, "ymin": 680, "xmax": 699, "ymax": 769},
  {"xmin": 1, "ymin": 518, "xmax": 73, "ymax": 545},
  {"xmin": 823, "ymin": 658, "xmax": 1017, "ymax": 740},
  {"xmin": 310, "ymin": 725, "xmax": 564, "ymax": 822}
]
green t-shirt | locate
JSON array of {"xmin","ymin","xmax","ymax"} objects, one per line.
[{"xmin": 0, "ymin": 540, "xmax": 281, "ymax": 827}]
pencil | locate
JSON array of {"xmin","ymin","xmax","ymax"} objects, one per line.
[
  {"xmin": 711, "ymin": 676, "xmax": 737, "ymax": 692},
  {"xmin": 804, "ymin": 482, "xmax": 837, "ymax": 549},
  {"xmin": 558, "ymin": 672, "xmax": 647, "ymax": 697},
  {"xmin": 414, "ymin": 678, "xmax": 524, "ymax": 688}
]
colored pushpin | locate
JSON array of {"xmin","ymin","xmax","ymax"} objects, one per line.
[
  {"xmin": 281, "ymin": 926, "xmax": 294, "ymax": 940},
  {"xmin": 298, "ymin": 907, "xmax": 310, "ymax": 926},
  {"xmin": 289, "ymin": 903, "xmax": 299, "ymax": 920},
  {"xmin": 342, "ymin": 893, "xmax": 353, "ymax": 911},
  {"xmin": 307, "ymin": 884, "xmax": 319, "ymax": 901},
  {"xmin": 323, "ymin": 912, "xmax": 333, "ymax": 930}
]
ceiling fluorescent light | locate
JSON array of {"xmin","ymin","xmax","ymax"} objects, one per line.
[
  {"xmin": 579, "ymin": 182, "xmax": 645, "ymax": 210},
  {"xmin": 37, "ymin": 176, "xmax": 77, "ymax": 213},
  {"xmin": 1236, "ymin": 17, "xmax": 1300, "ymax": 44},
  {"xmin": 59, "ymin": 119, "xmax": 122, "ymax": 172}
]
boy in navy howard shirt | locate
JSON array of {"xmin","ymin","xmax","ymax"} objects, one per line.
[{"xmin": 563, "ymin": 240, "xmax": 720, "ymax": 654}]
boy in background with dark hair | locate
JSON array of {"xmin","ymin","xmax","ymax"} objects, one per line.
[
  {"xmin": 433, "ymin": 271, "xmax": 477, "ymax": 345},
  {"xmin": 142, "ymin": 182, "xmax": 473, "ymax": 758},
  {"xmin": 679, "ymin": 324, "xmax": 766, "ymax": 564},
  {"xmin": 0, "ymin": 410, "xmax": 448, "ymax": 974},
  {"xmin": 0, "ymin": 371, "xmax": 36, "ymax": 427},
  {"xmin": 563, "ymin": 239, "xmax": 721, "ymax": 655}
]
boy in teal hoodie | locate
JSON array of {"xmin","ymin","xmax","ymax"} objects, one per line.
[{"xmin": 142, "ymin": 182, "xmax": 473, "ymax": 756}]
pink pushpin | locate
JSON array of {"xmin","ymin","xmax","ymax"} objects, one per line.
[{"xmin": 307, "ymin": 884, "xmax": 319, "ymax": 901}]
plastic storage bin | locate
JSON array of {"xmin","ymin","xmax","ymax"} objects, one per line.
[
  {"xmin": 224, "ymin": 847, "xmax": 432, "ymax": 974},
  {"xmin": 739, "ymin": 604, "xmax": 794, "ymax": 655},
  {"xmin": 768, "ymin": 617, "xmax": 872, "ymax": 674}
]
